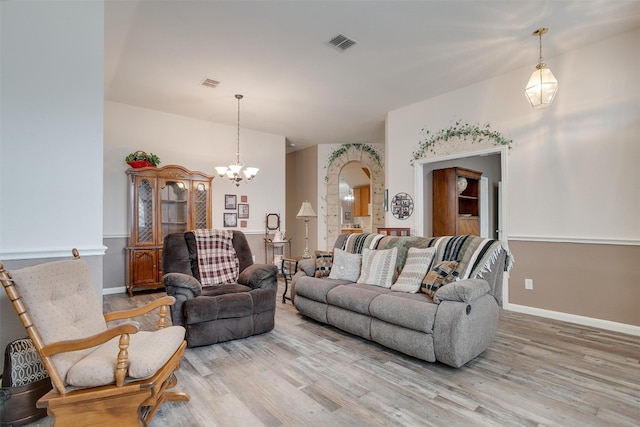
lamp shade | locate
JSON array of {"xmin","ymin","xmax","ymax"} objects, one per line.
[
  {"xmin": 296, "ymin": 201, "xmax": 317, "ymax": 218},
  {"xmin": 525, "ymin": 66, "xmax": 558, "ymax": 109}
]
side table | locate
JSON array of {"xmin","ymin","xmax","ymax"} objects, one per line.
[{"xmin": 280, "ymin": 257, "xmax": 301, "ymax": 303}]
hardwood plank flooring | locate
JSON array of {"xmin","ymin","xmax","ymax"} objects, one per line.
[{"xmin": 21, "ymin": 279, "xmax": 640, "ymax": 426}]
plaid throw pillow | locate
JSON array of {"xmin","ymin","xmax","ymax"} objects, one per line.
[
  {"xmin": 314, "ymin": 251, "xmax": 333, "ymax": 278},
  {"xmin": 420, "ymin": 260, "xmax": 460, "ymax": 298},
  {"xmin": 193, "ymin": 229, "xmax": 239, "ymax": 286}
]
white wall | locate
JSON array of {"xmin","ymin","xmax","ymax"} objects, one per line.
[
  {"xmin": 0, "ymin": 0, "xmax": 105, "ymax": 370},
  {"xmin": 104, "ymin": 101, "xmax": 286, "ymax": 238},
  {"xmin": 0, "ymin": 1, "xmax": 105, "ymax": 258},
  {"xmin": 386, "ymin": 28, "xmax": 640, "ymax": 243}
]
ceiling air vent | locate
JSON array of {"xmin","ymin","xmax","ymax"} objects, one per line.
[
  {"xmin": 200, "ymin": 78, "xmax": 220, "ymax": 88},
  {"xmin": 327, "ymin": 34, "xmax": 357, "ymax": 52}
]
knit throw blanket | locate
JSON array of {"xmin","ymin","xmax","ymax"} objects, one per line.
[
  {"xmin": 342, "ymin": 233, "xmax": 386, "ymax": 254},
  {"xmin": 431, "ymin": 235, "xmax": 513, "ymax": 280},
  {"xmin": 192, "ymin": 229, "xmax": 239, "ymax": 286},
  {"xmin": 340, "ymin": 232, "xmax": 513, "ymax": 281}
]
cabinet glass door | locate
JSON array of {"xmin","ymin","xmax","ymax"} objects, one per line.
[
  {"xmin": 193, "ymin": 182, "xmax": 209, "ymax": 229},
  {"xmin": 160, "ymin": 180, "xmax": 188, "ymax": 237},
  {"xmin": 136, "ymin": 178, "xmax": 155, "ymax": 244}
]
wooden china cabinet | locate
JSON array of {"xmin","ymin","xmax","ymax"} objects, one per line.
[
  {"xmin": 126, "ymin": 164, "xmax": 213, "ymax": 296},
  {"xmin": 432, "ymin": 167, "xmax": 482, "ymax": 237}
]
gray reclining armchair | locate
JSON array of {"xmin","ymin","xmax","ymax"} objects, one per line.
[{"xmin": 161, "ymin": 230, "xmax": 278, "ymax": 347}]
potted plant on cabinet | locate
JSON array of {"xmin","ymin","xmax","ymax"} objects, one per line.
[{"xmin": 125, "ymin": 151, "xmax": 161, "ymax": 168}]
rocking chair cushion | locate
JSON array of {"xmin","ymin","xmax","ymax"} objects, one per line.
[
  {"xmin": 66, "ymin": 325, "xmax": 186, "ymax": 388},
  {"xmin": 9, "ymin": 259, "xmax": 108, "ymax": 381}
]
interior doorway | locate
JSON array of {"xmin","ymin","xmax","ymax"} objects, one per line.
[{"xmin": 413, "ymin": 146, "xmax": 508, "ymax": 242}]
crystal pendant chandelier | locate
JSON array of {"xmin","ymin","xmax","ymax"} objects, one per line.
[
  {"xmin": 524, "ymin": 28, "xmax": 558, "ymax": 109},
  {"xmin": 215, "ymin": 94, "xmax": 259, "ymax": 186}
]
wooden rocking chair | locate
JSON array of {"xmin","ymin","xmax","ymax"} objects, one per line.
[{"xmin": 0, "ymin": 249, "xmax": 190, "ymax": 426}]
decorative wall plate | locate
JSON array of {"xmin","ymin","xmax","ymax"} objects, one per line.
[{"xmin": 391, "ymin": 192, "xmax": 413, "ymax": 220}]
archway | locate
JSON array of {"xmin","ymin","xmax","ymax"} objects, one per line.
[{"xmin": 325, "ymin": 146, "xmax": 384, "ymax": 248}]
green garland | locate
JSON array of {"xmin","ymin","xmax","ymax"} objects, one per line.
[
  {"xmin": 411, "ymin": 121, "xmax": 512, "ymax": 164},
  {"xmin": 326, "ymin": 143, "xmax": 383, "ymax": 169}
]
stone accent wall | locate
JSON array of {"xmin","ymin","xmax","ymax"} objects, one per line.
[{"xmin": 325, "ymin": 146, "xmax": 384, "ymax": 247}]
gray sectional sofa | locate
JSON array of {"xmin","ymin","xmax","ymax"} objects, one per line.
[{"xmin": 292, "ymin": 233, "xmax": 510, "ymax": 367}]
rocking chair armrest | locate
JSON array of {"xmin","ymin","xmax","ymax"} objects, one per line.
[
  {"xmin": 41, "ymin": 321, "xmax": 140, "ymax": 357},
  {"xmin": 104, "ymin": 296, "xmax": 176, "ymax": 322}
]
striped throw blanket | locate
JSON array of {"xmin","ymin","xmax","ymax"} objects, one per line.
[
  {"xmin": 431, "ymin": 235, "xmax": 512, "ymax": 280},
  {"xmin": 192, "ymin": 229, "xmax": 239, "ymax": 286},
  {"xmin": 342, "ymin": 233, "xmax": 385, "ymax": 253}
]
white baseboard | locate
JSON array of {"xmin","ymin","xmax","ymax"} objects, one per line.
[
  {"xmin": 103, "ymin": 286, "xmax": 127, "ymax": 295},
  {"xmin": 504, "ymin": 303, "xmax": 640, "ymax": 337}
]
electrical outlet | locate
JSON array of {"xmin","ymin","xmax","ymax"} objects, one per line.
[
  {"xmin": 525, "ymin": 278, "xmax": 533, "ymax": 290},
  {"xmin": 252, "ymin": 255, "xmax": 256, "ymax": 262}
]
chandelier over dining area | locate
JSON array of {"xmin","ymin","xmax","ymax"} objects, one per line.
[{"xmin": 215, "ymin": 94, "xmax": 259, "ymax": 186}]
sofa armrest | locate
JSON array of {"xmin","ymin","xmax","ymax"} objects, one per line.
[
  {"xmin": 433, "ymin": 293, "xmax": 499, "ymax": 367},
  {"xmin": 162, "ymin": 272, "xmax": 202, "ymax": 297},
  {"xmin": 162, "ymin": 273, "xmax": 201, "ymax": 327},
  {"xmin": 434, "ymin": 279, "xmax": 490, "ymax": 304},
  {"xmin": 297, "ymin": 258, "xmax": 316, "ymax": 277},
  {"xmin": 238, "ymin": 263, "xmax": 278, "ymax": 292}
]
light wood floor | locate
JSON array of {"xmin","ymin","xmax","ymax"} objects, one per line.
[{"xmin": 24, "ymin": 280, "xmax": 640, "ymax": 426}]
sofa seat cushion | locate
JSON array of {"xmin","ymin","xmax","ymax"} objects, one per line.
[
  {"xmin": 326, "ymin": 283, "xmax": 391, "ymax": 315},
  {"xmin": 184, "ymin": 292, "xmax": 253, "ymax": 324},
  {"xmin": 369, "ymin": 292, "xmax": 438, "ymax": 333},
  {"xmin": 295, "ymin": 276, "xmax": 349, "ymax": 303}
]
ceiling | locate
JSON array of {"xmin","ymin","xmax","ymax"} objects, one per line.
[{"xmin": 105, "ymin": 1, "xmax": 640, "ymax": 152}]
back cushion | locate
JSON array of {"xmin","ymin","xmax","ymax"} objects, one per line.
[
  {"xmin": 163, "ymin": 233, "xmax": 193, "ymax": 277},
  {"xmin": 10, "ymin": 259, "xmax": 107, "ymax": 384}
]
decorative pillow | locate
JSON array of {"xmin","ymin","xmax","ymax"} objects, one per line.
[
  {"xmin": 420, "ymin": 260, "xmax": 460, "ymax": 298},
  {"xmin": 391, "ymin": 247, "xmax": 436, "ymax": 293},
  {"xmin": 357, "ymin": 247, "xmax": 398, "ymax": 288},
  {"xmin": 314, "ymin": 251, "xmax": 333, "ymax": 278},
  {"xmin": 328, "ymin": 249, "xmax": 362, "ymax": 282}
]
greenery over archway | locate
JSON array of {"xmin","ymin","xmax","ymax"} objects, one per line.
[
  {"xmin": 326, "ymin": 143, "xmax": 383, "ymax": 171},
  {"xmin": 411, "ymin": 121, "xmax": 512, "ymax": 165}
]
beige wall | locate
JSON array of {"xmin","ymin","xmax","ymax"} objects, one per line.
[
  {"xmin": 286, "ymin": 147, "xmax": 319, "ymax": 257},
  {"xmin": 386, "ymin": 29, "xmax": 639, "ymax": 334},
  {"xmin": 509, "ymin": 241, "xmax": 640, "ymax": 326}
]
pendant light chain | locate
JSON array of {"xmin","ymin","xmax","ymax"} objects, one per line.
[
  {"xmin": 538, "ymin": 31, "xmax": 543, "ymax": 65},
  {"xmin": 236, "ymin": 94, "xmax": 242, "ymax": 163}
]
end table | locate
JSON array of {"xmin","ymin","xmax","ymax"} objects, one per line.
[{"xmin": 280, "ymin": 257, "xmax": 301, "ymax": 303}]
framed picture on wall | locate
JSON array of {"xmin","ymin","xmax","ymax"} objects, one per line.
[
  {"xmin": 238, "ymin": 203, "xmax": 249, "ymax": 219},
  {"xmin": 225, "ymin": 194, "xmax": 237, "ymax": 210},
  {"xmin": 223, "ymin": 212, "xmax": 237, "ymax": 227}
]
